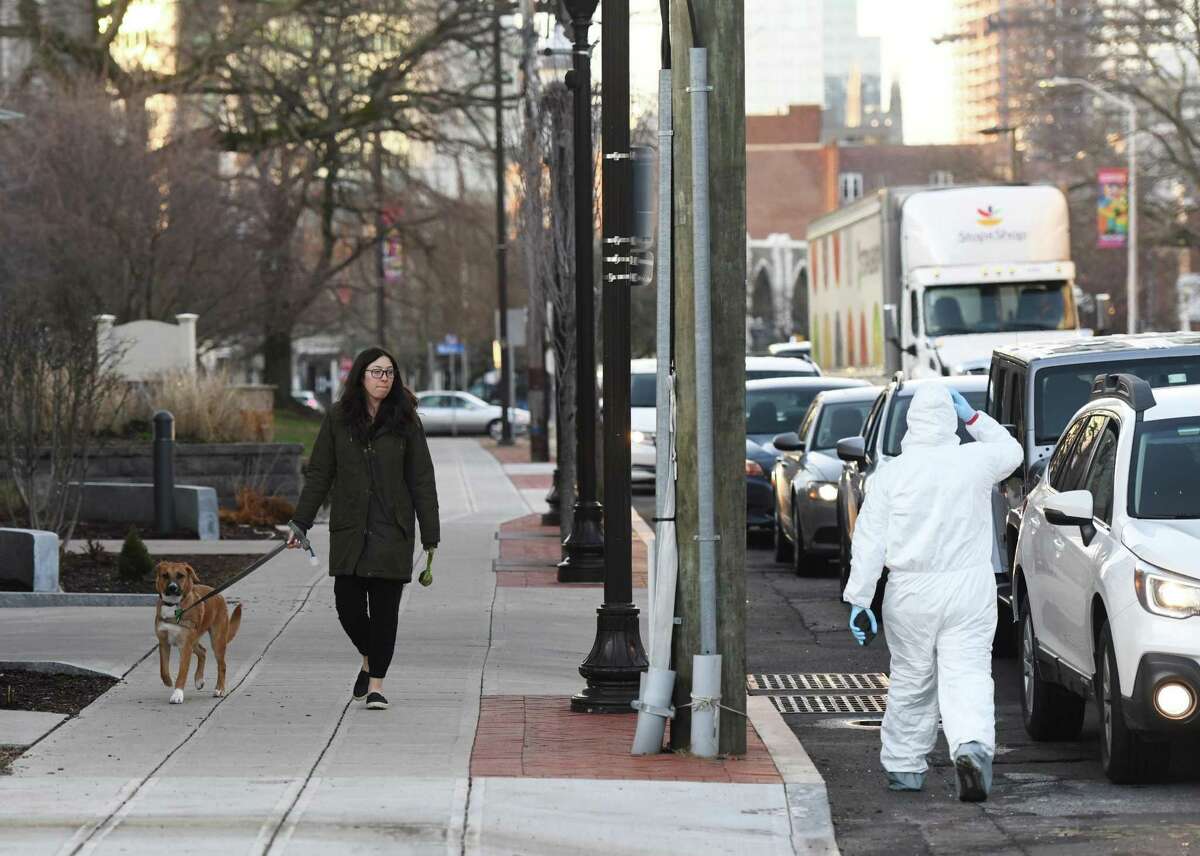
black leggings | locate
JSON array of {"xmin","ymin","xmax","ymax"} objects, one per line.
[{"xmin": 333, "ymin": 576, "xmax": 405, "ymax": 679}]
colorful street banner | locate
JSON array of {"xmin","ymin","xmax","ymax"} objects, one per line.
[
  {"xmin": 1097, "ymin": 168, "xmax": 1128, "ymax": 249},
  {"xmin": 381, "ymin": 206, "xmax": 404, "ymax": 283}
]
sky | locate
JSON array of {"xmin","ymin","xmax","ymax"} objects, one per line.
[{"xmin": 624, "ymin": 0, "xmax": 957, "ymax": 145}]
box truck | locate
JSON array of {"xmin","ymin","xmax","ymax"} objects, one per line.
[{"xmin": 806, "ymin": 184, "xmax": 1086, "ymax": 378}]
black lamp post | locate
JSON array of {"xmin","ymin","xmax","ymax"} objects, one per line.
[
  {"xmin": 571, "ymin": 0, "xmax": 648, "ymax": 714},
  {"xmin": 557, "ymin": 0, "xmax": 605, "ymax": 583}
]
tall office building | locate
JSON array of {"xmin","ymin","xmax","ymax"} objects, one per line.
[{"xmin": 946, "ymin": 0, "xmax": 1093, "ymax": 143}]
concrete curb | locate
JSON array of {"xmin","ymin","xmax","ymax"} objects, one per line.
[
  {"xmin": 747, "ymin": 695, "xmax": 842, "ymax": 856},
  {"xmin": 0, "ymin": 592, "xmax": 157, "ymax": 608}
]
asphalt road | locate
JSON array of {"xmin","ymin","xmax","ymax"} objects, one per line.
[{"xmin": 632, "ymin": 491, "xmax": 1200, "ymax": 855}]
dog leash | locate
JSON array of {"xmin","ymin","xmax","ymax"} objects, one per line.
[{"xmin": 172, "ymin": 523, "xmax": 318, "ymax": 621}]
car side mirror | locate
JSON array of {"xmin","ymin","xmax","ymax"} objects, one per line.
[
  {"xmin": 904, "ymin": 344, "xmax": 918, "ymax": 357},
  {"xmin": 1045, "ymin": 489, "xmax": 1097, "ymax": 545},
  {"xmin": 837, "ymin": 435, "xmax": 866, "ymax": 463},
  {"xmin": 772, "ymin": 431, "xmax": 804, "ymax": 452},
  {"xmin": 1027, "ymin": 457, "xmax": 1049, "ymax": 486}
]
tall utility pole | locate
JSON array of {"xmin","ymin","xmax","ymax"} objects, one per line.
[
  {"xmin": 571, "ymin": 0, "xmax": 647, "ymax": 714},
  {"xmin": 668, "ymin": 0, "xmax": 747, "ymax": 754},
  {"xmin": 372, "ymin": 133, "xmax": 388, "ymax": 348},
  {"xmin": 494, "ymin": 3, "xmax": 514, "ymax": 445}
]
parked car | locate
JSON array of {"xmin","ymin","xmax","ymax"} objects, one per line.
[
  {"xmin": 836, "ymin": 375, "xmax": 989, "ymax": 595},
  {"xmin": 745, "ymin": 376, "xmax": 869, "ymax": 532},
  {"xmin": 986, "ymin": 333, "xmax": 1200, "ymax": 613},
  {"xmin": 746, "ymin": 355, "xmax": 822, "ymax": 380},
  {"xmin": 767, "ymin": 341, "xmax": 816, "ymax": 366},
  {"xmin": 629, "ymin": 356, "xmax": 826, "ymax": 488},
  {"xmin": 291, "ymin": 389, "xmax": 324, "ymax": 413},
  {"xmin": 630, "ymin": 358, "xmax": 658, "ymax": 486},
  {"xmin": 771, "ymin": 386, "xmax": 880, "ymax": 574},
  {"xmin": 1014, "ymin": 373, "xmax": 1200, "ymax": 783},
  {"xmin": 415, "ymin": 390, "xmax": 530, "ymax": 438}
]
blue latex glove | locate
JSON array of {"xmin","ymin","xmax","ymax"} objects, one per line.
[
  {"xmin": 948, "ymin": 388, "xmax": 975, "ymax": 423},
  {"xmin": 849, "ymin": 606, "xmax": 878, "ymax": 646}
]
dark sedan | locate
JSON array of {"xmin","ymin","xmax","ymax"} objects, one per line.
[{"xmin": 745, "ymin": 376, "xmax": 870, "ymax": 532}]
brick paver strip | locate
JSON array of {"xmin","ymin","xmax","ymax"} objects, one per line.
[
  {"xmin": 471, "ymin": 696, "xmax": 782, "ymax": 783},
  {"xmin": 508, "ymin": 473, "xmax": 553, "ymax": 489},
  {"xmin": 478, "ymin": 437, "xmax": 546, "ymax": 465}
]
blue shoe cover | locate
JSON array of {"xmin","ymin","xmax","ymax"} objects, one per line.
[
  {"xmin": 885, "ymin": 771, "xmax": 925, "ymax": 791},
  {"xmin": 953, "ymin": 742, "xmax": 992, "ymax": 802}
]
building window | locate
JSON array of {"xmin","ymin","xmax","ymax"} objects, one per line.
[
  {"xmin": 838, "ymin": 172, "xmax": 863, "ymax": 203},
  {"xmin": 930, "ymin": 170, "xmax": 954, "ymax": 186}
]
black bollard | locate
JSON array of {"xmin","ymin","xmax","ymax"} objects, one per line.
[{"xmin": 153, "ymin": 410, "xmax": 176, "ymax": 536}]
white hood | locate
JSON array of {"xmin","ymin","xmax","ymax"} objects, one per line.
[
  {"xmin": 1122, "ymin": 519, "xmax": 1200, "ymax": 581},
  {"xmin": 901, "ymin": 385, "xmax": 961, "ymax": 452},
  {"xmin": 932, "ymin": 329, "xmax": 1091, "ymax": 375}
]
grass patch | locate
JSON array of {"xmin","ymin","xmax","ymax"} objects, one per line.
[{"xmin": 274, "ymin": 407, "xmax": 324, "ymax": 460}]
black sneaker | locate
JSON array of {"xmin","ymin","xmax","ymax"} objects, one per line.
[
  {"xmin": 353, "ymin": 670, "xmax": 369, "ymax": 700},
  {"xmin": 366, "ymin": 692, "xmax": 389, "ymax": 710}
]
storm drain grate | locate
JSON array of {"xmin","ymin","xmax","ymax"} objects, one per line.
[
  {"xmin": 747, "ymin": 673, "xmax": 889, "ymax": 693},
  {"xmin": 770, "ymin": 694, "xmax": 888, "ymax": 715}
]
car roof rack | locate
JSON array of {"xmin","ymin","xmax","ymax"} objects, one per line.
[{"xmin": 1090, "ymin": 372, "xmax": 1156, "ymax": 414}]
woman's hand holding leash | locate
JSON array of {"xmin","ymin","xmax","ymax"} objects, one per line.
[{"xmin": 285, "ymin": 521, "xmax": 320, "ymax": 566}]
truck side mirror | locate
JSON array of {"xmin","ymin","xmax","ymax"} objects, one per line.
[{"xmin": 883, "ymin": 304, "xmax": 901, "ymax": 347}]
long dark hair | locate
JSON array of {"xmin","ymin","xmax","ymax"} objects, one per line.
[{"xmin": 338, "ymin": 347, "xmax": 418, "ymax": 443}]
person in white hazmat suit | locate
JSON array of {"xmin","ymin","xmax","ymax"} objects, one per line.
[{"xmin": 843, "ymin": 384, "xmax": 1021, "ymax": 801}]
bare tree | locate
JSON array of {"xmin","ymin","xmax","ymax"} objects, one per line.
[
  {"xmin": 0, "ymin": 83, "xmax": 257, "ymax": 342},
  {"xmin": 0, "ymin": 285, "xmax": 124, "ymax": 544}
]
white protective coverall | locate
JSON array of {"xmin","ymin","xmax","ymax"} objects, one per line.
[{"xmin": 843, "ymin": 384, "xmax": 1022, "ymax": 774}]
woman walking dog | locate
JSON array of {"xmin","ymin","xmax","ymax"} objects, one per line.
[{"xmin": 288, "ymin": 347, "xmax": 440, "ymax": 710}]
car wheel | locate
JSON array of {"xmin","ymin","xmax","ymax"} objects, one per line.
[
  {"xmin": 773, "ymin": 500, "xmax": 793, "ymax": 564},
  {"xmin": 1019, "ymin": 597, "xmax": 1085, "ymax": 741},
  {"xmin": 791, "ymin": 504, "xmax": 819, "ymax": 577},
  {"xmin": 1097, "ymin": 622, "xmax": 1171, "ymax": 784},
  {"xmin": 837, "ymin": 501, "xmax": 851, "ymax": 595},
  {"xmin": 487, "ymin": 419, "xmax": 503, "ymax": 440}
]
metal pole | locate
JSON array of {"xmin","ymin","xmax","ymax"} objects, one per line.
[
  {"xmin": 573, "ymin": 0, "xmax": 646, "ymax": 714},
  {"xmin": 153, "ymin": 411, "xmax": 177, "ymax": 536},
  {"xmin": 495, "ymin": 3, "xmax": 514, "ymax": 445},
  {"xmin": 373, "ymin": 134, "xmax": 388, "ymax": 348},
  {"xmin": 557, "ymin": 0, "xmax": 605, "ymax": 583},
  {"xmin": 1127, "ymin": 101, "xmax": 1138, "ymax": 334}
]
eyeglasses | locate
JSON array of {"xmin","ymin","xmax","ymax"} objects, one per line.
[{"xmin": 366, "ymin": 368, "xmax": 395, "ymax": 380}]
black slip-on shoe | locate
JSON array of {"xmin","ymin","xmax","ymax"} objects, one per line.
[
  {"xmin": 353, "ymin": 670, "xmax": 369, "ymax": 700},
  {"xmin": 366, "ymin": 692, "xmax": 389, "ymax": 710}
]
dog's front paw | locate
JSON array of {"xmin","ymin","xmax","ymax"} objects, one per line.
[
  {"xmin": 212, "ymin": 688, "xmax": 225, "ymax": 698},
  {"xmin": 169, "ymin": 689, "xmax": 184, "ymax": 704},
  {"xmin": 195, "ymin": 677, "xmax": 205, "ymax": 690}
]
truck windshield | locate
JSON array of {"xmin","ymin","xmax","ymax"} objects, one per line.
[
  {"xmin": 923, "ymin": 281, "xmax": 1074, "ymax": 336},
  {"xmin": 1035, "ymin": 356, "xmax": 1200, "ymax": 444},
  {"xmin": 1130, "ymin": 418, "xmax": 1200, "ymax": 519}
]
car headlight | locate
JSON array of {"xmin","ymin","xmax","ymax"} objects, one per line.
[
  {"xmin": 1135, "ymin": 567, "xmax": 1200, "ymax": 619},
  {"xmin": 806, "ymin": 482, "xmax": 839, "ymax": 502},
  {"xmin": 631, "ymin": 431, "xmax": 655, "ymax": 446},
  {"xmin": 745, "ymin": 459, "xmax": 765, "ymax": 478}
]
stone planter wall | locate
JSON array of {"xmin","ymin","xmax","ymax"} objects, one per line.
[{"xmin": 1, "ymin": 443, "xmax": 303, "ymax": 509}]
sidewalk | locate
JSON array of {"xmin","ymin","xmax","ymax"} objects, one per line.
[{"xmin": 0, "ymin": 438, "xmax": 838, "ymax": 855}]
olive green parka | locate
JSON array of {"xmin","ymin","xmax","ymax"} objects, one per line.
[{"xmin": 293, "ymin": 403, "xmax": 440, "ymax": 581}]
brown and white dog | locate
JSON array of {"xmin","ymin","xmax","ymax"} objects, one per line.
[{"xmin": 154, "ymin": 561, "xmax": 242, "ymax": 704}]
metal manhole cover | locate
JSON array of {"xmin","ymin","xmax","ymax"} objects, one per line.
[
  {"xmin": 747, "ymin": 673, "xmax": 889, "ymax": 693},
  {"xmin": 770, "ymin": 694, "xmax": 888, "ymax": 715}
]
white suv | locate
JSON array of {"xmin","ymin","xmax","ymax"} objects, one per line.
[{"xmin": 1014, "ymin": 373, "xmax": 1200, "ymax": 783}]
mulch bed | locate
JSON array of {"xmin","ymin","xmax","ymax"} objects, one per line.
[
  {"xmin": 58, "ymin": 552, "xmax": 268, "ymax": 594},
  {"xmin": 71, "ymin": 520, "xmax": 282, "ymax": 541},
  {"xmin": 0, "ymin": 669, "xmax": 119, "ymax": 774}
]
